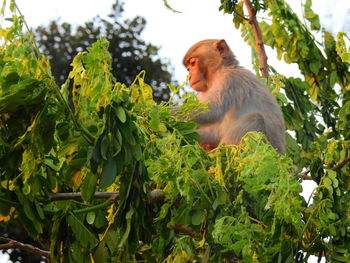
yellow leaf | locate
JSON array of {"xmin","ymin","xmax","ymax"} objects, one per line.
[
  {"xmin": 15, "ymin": 112, "xmax": 41, "ymax": 148},
  {"xmin": 181, "ymin": 250, "xmax": 189, "ymax": 258},
  {"xmin": 159, "ymin": 123, "xmax": 167, "ymax": 133},
  {"xmin": 198, "ymin": 234, "xmax": 206, "ymax": 247},
  {"xmin": 0, "ymin": 215, "xmax": 11, "ymax": 222},
  {"xmin": 52, "ymin": 181, "xmax": 58, "ymax": 193},
  {"xmin": 8, "ymin": 180, "xmax": 15, "ymax": 191},
  {"xmin": 309, "ymin": 84, "xmax": 318, "ymax": 101},
  {"xmin": 72, "ymin": 171, "xmax": 83, "ymax": 187}
]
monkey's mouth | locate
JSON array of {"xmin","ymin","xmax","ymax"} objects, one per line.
[{"xmin": 190, "ymin": 80, "xmax": 200, "ymax": 87}]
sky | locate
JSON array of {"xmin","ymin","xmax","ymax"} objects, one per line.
[
  {"xmin": 1, "ymin": 0, "xmax": 349, "ymax": 262},
  {"xmin": 14, "ymin": 0, "xmax": 349, "ymax": 82}
]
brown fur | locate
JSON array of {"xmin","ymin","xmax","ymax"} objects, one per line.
[{"xmin": 183, "ymin": 39, "xmax": 285, "ymax": 153}]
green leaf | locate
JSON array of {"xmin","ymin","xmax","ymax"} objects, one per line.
[
  {"xmin": 115, "ymin": 128, "xmax": 123, "ymax": 145},
  {"xmin": 118, "ymin": 207, "xmax": 134, "ymax": 249},
  {"xmin": 34, "ymin": 200, "xmax": 45, "ymax": 220},
  {"xmin": 131, "ymin": 144, "xmax": 142, "ymax": 161},
  {"xmin": 86, "ymin": 211, "xmax": 96, "ymax": 225},
  {"xmin": 191, "ymin": 210, "xmax": 204, "ymax": 226},
  {"xmin": 233, "ymin": 240, "xmax": 248, "ymax": 255},
  {"xmin": 310, "ymin": 60, "xmax": 321, "ymax": 75},
  {"xmin": 94, "ymin": 211, "xmax": 107, "ymax": 229},
  {"xmin": 155, "ymin": 203, "xmax": 170, "ymax": 222},
  {"xmin": 116, "ymin": 106, "xmax": 126, "ymax": 123},
  {"xmin": 329, "ymin": 71, "xmax": 338, "ymax": 87},
  {"xmin": 101, "ymin": 157, "xmax": 118, "ymax": 188},
  {"xmin": 81, "ymin": 171, "xmax": 98, "ymax": 201},
  {"xmin": 100, "ymin": 135, "xmax": 109, "ymax": 160},
  {"xmin": 149, "ymin": 107, "xmax": 160, "ymax": 132},
  {"xmin": 93, "ymin": 241, "xmax": 109, "ymax": 263},
  {"xmin": 67, "ymin": 214, "xmax": 98, "ymax": 249}
]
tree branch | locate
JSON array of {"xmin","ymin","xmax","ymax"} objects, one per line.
[
  {"xmin": 0, "ymin": 237, "xmax": 50, "ymax": 259},
  {"xmin": 298, "ymin": 169, "xmax": 312, "ymax": 180},
  {"xmin": 171, "ymin": 224, "xmax": 197, "ymax": 237},
  {"xmin": 331, "ymin": 156, "xmax": 350, "ymax": 171},
  {"xmin": 50, "ymin": 192, "xmax": 120, "ymax": 201},
  {"xmin": 50, "ymin": 189, "xmax": 165, "ymax": 202},
  {"xmin": 243, "ymin": 0, "xmax": 269, "ymax": 78},
  {"xmin": 297, "ymin": 156, "xmax": 350, "ymax": 181}
]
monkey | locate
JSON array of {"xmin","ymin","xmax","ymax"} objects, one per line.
[{"xmin": 183, "ymin": 39, "xmax": 285, "ymax": 153}]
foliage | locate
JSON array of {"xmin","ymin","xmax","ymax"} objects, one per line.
[
  {"xmin": 0, "ymin": 1, "xmax": 349, "ymax": 263},
  {"xmin": 34, "ymin": 1, "xmax": 174, "ymax": 103},
  {"xmin": 220, "ymin": 0, "xmax": 350, "ymax": 261}
]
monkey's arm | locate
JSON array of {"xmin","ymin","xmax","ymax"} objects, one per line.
[{"xmin": 192, "ymin": 102, "xmax": 227, "ymax": 124}]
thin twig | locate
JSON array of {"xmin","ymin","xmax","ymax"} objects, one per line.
[
  {"xmin": 0, "ymin": 237, "xmax": 50, "ymax": 259},
  {"xmin": 243, "ymin": 0, "xmax": 269, "ymax": 78}
]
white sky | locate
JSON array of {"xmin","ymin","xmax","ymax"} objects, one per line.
[
  {"xmin": 14, "ymin": 0, "xmax": 349, "ymax": 82},
  {"xmin": 1, "ymin": 1, "xmax": 349, "ymax": 262}
]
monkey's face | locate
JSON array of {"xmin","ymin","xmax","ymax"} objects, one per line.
[{"xmin": 185, "ymin": 57, "xmax": 207, "ymax": 92}]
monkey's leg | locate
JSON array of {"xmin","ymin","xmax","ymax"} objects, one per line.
[
  {"xmin": 221, "ymin": 113, "xmax": 266, "ymax": 145},
  {"xmin": 197, "ymin": 125, "xmax": 220, "ymax": 151}
]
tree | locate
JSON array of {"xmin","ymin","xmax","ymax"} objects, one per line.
[
  {"xmin": 34, "ymin": 1, "xmax": 174, "ymax": 103},
  {"xmin": 0, "ymin": 0, "xmax": 349, "ymax": 262}
]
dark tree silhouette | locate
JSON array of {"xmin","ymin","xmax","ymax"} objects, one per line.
[{"xmin": 34, "ymin": 1, "xmax": 175, "ymax": 103}]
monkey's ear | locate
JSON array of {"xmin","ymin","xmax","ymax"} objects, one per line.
[{"xmin": 214, "ymin": 39, "xmax": 230, "ymax": 57}]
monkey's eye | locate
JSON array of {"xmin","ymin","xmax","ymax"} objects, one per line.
[{"xmin": 188, "ymin": 58, "xmax": 196, "ymax": 68}]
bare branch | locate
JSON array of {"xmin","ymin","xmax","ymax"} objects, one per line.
[
  {"xmin": 297, "ymin": 156, "xmax": 350, "ymax": 181},
  {"xmin": 50, "ymin": 190, "xmax": 165, "ymax": 202},
  {"xmin": 243, "ymin": 0, "xmax": 269, "ymax": 78},
  {"xmin": 331, "ymin": 156, "xmax": 350, "ymax": 171},
  {"xmin": 50, "ymin": 192, "xmax": 119, "ymax": 201},
  {"xmin": 298, "ymin": 169, "xmax": 313, "ymax": 180},
  {"xmin": 171, "ymin": 224, "xmax": 197, "ymax": 237},
  {"xmin": 0, "ymin": 237, "xmax": 50, "ymax": 259}
]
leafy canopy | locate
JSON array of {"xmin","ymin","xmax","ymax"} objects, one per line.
[{"xmin": 0, "ymin": 0, "xmax": 349, "ymax": 262}]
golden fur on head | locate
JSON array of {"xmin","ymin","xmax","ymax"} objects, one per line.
[{"xmin": 183, "ymin": 39, "xmax": 238, "ymax": 68}]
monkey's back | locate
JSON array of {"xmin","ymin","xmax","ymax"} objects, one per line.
[{"xmin": 227, "ymin": 67, "xmax": 286, "ymax": 153}]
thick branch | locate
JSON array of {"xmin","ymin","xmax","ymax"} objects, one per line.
[
  {"xmin": 243, "ymin": 0, "xmax": 269, "ymax": 78},
  {"xmin": 50, "ymin": 190, "xmax": 165, "ymax": 202},
  {"xmin": 0, "ymin": 237, "xmax": 50, "ymax": 259},
  {"xmin": 331, "ymin": 157, "xmax": 350, "ymax": 171},
  {"xmin": 50, "ymin": 192, "xmax": 119, "ymax": 201}
]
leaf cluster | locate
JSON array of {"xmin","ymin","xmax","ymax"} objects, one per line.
[
  {"xmin": 221, "ymin": 0, "xmax": 350, "ymax": 261},
  {"xmin": 0, "ymin": 1, "xmax": 349, "ymax": 262}
]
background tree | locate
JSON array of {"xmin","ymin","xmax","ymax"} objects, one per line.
[{"xmin": 34, "ymin": 1, "xmax": 174, "ymax": 103}]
